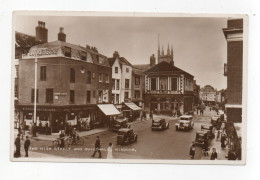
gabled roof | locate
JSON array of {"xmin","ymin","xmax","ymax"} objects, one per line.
[
  {"xmin": 144, "ymin": 61, "xmax": 193, "ymax": 77},
  {"xmin": 107, "ymin": 57, "xmax": 133, "ymax": 67},
  {"xmin": 133, "ymin": 64, "xmax": 153, "ymax": 72}
]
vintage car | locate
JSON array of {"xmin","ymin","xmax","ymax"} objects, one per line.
[
  {"xmin": 116, "ymin": 128, "xmax": 138, "ymax": 145},
  {"xmin": 195, "ymin": 130, "xmax": 209, "ymax": 146},
  {"xmin": 201, "ymin": 124, "xmax": 215, "ymax": 139},
  {"xmin": 110, "ymin": 118, "xmax": 130, "ymax": 132},
  {"xmin": 175, "ymin": 115, "xmax": 194, "ymax": 131},
  {"xmin": 151, "ymin": 118, "xmax": 169, "ymax": 130},
  {"xmin": 211, "ymin": 114, "xmax": 221, "ymax": 126}
]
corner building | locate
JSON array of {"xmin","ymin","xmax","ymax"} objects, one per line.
[{"xmin": 17, "ymin": 24, "xmax": 112, "ymax": 133}]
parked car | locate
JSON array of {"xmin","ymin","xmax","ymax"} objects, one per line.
[
  {"xmin": 110, "ymin": 118, "xmax": 130, "ymax": 132},
  {"xmin": 151, "ymin": 118, "xmax": 169, "ymax": 131},
  {"xmin": 201, "ymin": 124, "xmax": 215, "ymax": 139},
  {"xmin": 211, "ymin": 114, "xmax": 221, "ymax": 126},
  {"xmin": 195, "ymin": 130, "xmax": 209, "ymax": 146},
  {"xmin": 175, "ymin": 115, "xmax": 194, "ymax": 131},
  {"xmin": 116, "ymin": 128, "xmax": 138, "ymax": 145}
]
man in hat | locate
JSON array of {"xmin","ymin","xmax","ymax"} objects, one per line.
[
  {"xmin": 24, "ymin": 136, "xmax": 31, "ymax": 157},
  {"xmin": 14, "ymin": 134, "xmax": 21, "ymax": 158},
  {"xmin": 92, "ymin": 136, "xmax": 102, "ymax": 158}
]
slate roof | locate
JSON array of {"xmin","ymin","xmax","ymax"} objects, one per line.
[
  {"xmin": 15, "ymin": 31, "xmax": 37, "ymax": 59},
  {"xmin": 24, "ymin": 40, "xmax": 110, "ymax": 67},
  {"xmin": 107, "ymin": 57, "xmax": 133, "ymax": 68},
  {"xmin": 144, "ymin": 61, "xmax": 194, "ymax": 77}
]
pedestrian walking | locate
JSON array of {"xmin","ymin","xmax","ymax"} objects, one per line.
[
  {"xmin": 92, "ymin": 136, "xmax": 102, "ymax": 158},
  {"xmin": 107, "ymin": 142, "xmax": 113, "ymax": 159},
  {"xmin": 14, "ymin": 134, "xmax": 21, "ymax": 158},
  {"xmin": 24, "ymin": 136, "xmax": 30, "ymax": 157},
  {"xmin": 202, "ymin": 139, "xmax": 209, "ymax": 156},
  {"xmin": 196, "ymin": 108, "xmax": 199, "ymax": 115},
  {"xmin": 210, "ymin": 148, "xmax": 218, "ymax": 160},
  {"xmin": 59, "ymin": 130, "xmax": 65, "ymax": 148},
  {"xmin": 21, "ymin": 121, "xmax": 26, "ymax": 139},
  {"xmin": 150, "ymin": 110, "xmax": 153, "ymax": 120},
  {"xmin": 216, "ymin": 130, "xmax": 221, "ymax": 141},
  {"xmin": 32, "ymin": 123, "xmax": 37, "ymax": 137},
  {"xmin": 221, "ymin": 133, "xmax": 227, "ymax": 150},
  {"xmin": 189, "ymin": 141, "xmax": 196, "ymax": 159}
]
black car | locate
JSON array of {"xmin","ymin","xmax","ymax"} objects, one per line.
[
  {"xmin": 151, "ymin": 118, "xmax": 169, "ymax": 131},
  {"xmin": 110, "ymin": 118, "xmax": 130, "ymax": 132},
  {"xmin": 195, "ymin": 130, "xmax": 209, "ymax": 146},
  {"xmin": 201, "ymin": 124, "xmax": 215, "ymax": 139},
  {"xmin": 116, "ymin": 128, "xmax": 138, "ymax": 145}
]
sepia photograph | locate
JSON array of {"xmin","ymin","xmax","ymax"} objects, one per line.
[{"xmin": 11, "ymin": 12, "xmax": 247, "ymax": 164}]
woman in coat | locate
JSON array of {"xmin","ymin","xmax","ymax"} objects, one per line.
[
  {"xmin": 210, "ymin": 148, "xmax": 218, "ymax": 160},
  {"xmin": 107, "ymin": 142, "xmax": 113, "ymax": 159},
  {"xmin": 189, "ymin": 141, "xmax": 196, "ymax": 159}
]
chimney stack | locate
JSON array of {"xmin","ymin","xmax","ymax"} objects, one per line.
[
  {"xmin": 113, "ymin": 51, "xmax": 120, "ymax": 58},
  {"xmin": 58, "ymin": 27, "xmax": 66, "ymax": 42},
  {"xmin": 35, "ymin": 21, "xmax": 48, "ymax": 43},
  {"xmin": 150, "ymin": 54, "xmax": 156, "ymax": 66}
]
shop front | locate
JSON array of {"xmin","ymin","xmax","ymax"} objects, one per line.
[
  {"xmin": 16, "ymin": 104, "xmax": 97, "ymax": 134},
  {"xmin": 97, "ymin": 104, "xmax": 121, "ymax": 128},
  {"xmin": 122, "ymin": 102, "xmax": 142, "ymax": 122}
]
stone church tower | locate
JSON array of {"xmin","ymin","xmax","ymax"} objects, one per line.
[{"xmin": 158, "ymin": 41, "xmax": 174, "ymax": 65}]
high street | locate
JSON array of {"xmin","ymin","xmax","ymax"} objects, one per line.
[{"xmin": 21, "ymin": 107, "xmax": 217, "ymax": 160}]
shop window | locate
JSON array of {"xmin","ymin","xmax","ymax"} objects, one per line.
[
  {"xmin": 70, "ymin": 90, "xmax": 75, "ymax": 104},
  {"xmin": 46, "ymin": 88, "xmax": 53, "ymax": 103},
  {"xmin": 31, "ymin": 89, "xmax": 39, "ymax": 103},
  {"xmin": 70, "ymin": 68, "xmax": 75, "ymax": 83},
  {"xmin": 40, "ymin": 66, "xmax": 46, "ymax": 81},
  {"xmin": 151, "ymin": 78, "xmax": 156, "ymax": 90}
]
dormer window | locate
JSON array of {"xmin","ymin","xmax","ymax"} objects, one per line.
[
  {"xmin": 81, "ymin": 51, "xmax": 87, "ymax": 61},
  {"xmin": 65, "ymin": 46, "xmax": 71, "ymax": 57}
]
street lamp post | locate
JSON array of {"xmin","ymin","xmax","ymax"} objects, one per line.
[{"xmin": 33, "ymin": 58, "xmax": 38, "ymax": 124}]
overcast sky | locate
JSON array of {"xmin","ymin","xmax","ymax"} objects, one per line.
[{"xmin": 14, "ymin": 15, "xmax": 228, "ymax": 90}]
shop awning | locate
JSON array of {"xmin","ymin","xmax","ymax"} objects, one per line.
[
  {"xmin": 124, "ymin": 102, "xmax": 142, "ymax": 111},
  {"xmin": 97, "ymin": 104, "xmax": 121, "ymax": 116}
]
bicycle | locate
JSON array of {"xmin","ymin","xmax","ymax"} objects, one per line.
[
  {"xmin": 52, "ymin": 137, "xmax": 69, "ymax": 148},
  {"xmin": 66, "ymin": 135, "xmax": 84, "ymax": 146}
]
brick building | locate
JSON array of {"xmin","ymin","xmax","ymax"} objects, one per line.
[
  {"xmin": 223, "ymin": 18, "xmax": 244, "ymax": 160},
  {"xmin": 16, "ymin": 22, "xmax": 112, "ymax": 133}
]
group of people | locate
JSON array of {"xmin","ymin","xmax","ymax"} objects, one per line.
[
  {"xmin": 14, "ymin": 134, "xmax": 30, "ymax": 158},
  {"xmin": 189, "ymin": 141, "xmax": 218, "ymax": 160}
]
